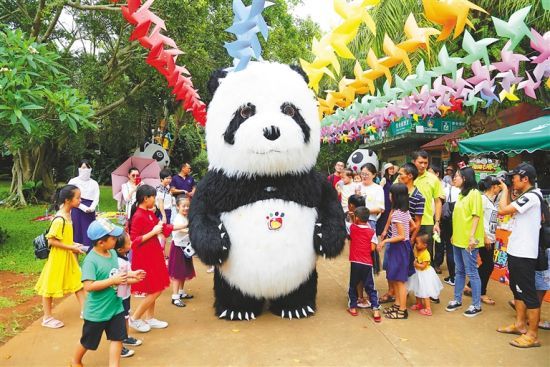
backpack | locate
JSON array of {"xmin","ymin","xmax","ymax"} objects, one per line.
[
  {"xmin": 531, "ymin": 192, "xmax": 550, "ymax": 271},
  {"xmin": 33, "ymin": 216, "xmax": 65, "ymax": 260}
]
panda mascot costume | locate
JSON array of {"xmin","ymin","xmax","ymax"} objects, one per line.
[{"xmin": 189, "ymin": 62, "xmax": 346, "ymax": 320}]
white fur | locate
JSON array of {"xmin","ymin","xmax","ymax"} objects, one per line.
[
  {"xmin": 206, "ymin": 62, "xmax": 320, "ymax": 178},
  {"xmin": 347, "ymin": 149, "xmax": 379, "ymax": 173},
  {"xmin": 219, "ymin": 199, "xmax": 317, "ymax": 298}
]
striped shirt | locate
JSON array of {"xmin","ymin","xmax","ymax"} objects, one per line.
[
  {"xmin": 409, "ymin": 187, "xmax": 425, "ymax": 219},
  {"xmin": 390, "ymin": 209, "xmax": 412, "ymax": 241}
]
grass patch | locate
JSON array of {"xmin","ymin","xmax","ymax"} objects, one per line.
[
  {"xmin": 0, "ymin": 183, "xmax": 119, "ymax": 273},
  {"xmin": 0, "ymin": 296, "xmax": 16, "ymax": 309},
  {"xmin": 18, "ymin": 287, "xmax": 35, "ymax": 298}
]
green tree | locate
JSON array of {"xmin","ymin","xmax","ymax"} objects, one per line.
[{"xmin": 0, "ymin": 27, "xmax": 94, "ymax": 206}]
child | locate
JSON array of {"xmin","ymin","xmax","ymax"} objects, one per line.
[
  {"xmin": 378, "ymin": 183, "xmax": 416, "ymax": 320},
  {"xmin": 71, "ymin": 219, "xmax": 144, "ymax": 367},
  {"xmin": 35, "ymin": 184, "xmax": 86, "ymax": 329},
  {"xmin": 347, "ymin": 207, "xmax": 381, "ymax": 322},
  {"xmin": 168, "ymin": 197, "xmax": 196, "ymax": 307},
  {"xmin": 337, "ymin": 169, "xmax": 357, "ymax": 213},
  {"xmin": 156, "ymin": 168, "xmax": 173, "ymax": 225},
  {"xmin": 346, "ymin": 195, "xmax": 370, "ymax": 308},
  {"xmin": 128, "ymin": 185, "xmax": 173, "ymax": 332},
  {"xmin": 115, "ymin": 233, "xmax": 147, "ymax": 357},
  {"xmin": 407, "ymin": 233, "xmax": 443, "ymax": 316},
  {"xmin": 353, "ymin": 172, "xmax": 362, "ymax": 184}
]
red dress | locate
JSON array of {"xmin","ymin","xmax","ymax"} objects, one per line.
[{"xmin": 130, "ymin": 207, "xmax": 172, "ymax": 293}]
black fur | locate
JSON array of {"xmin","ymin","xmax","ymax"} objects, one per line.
[
  {"xmin": 269, "ymin": 270, "xmax": 317, "ymax": 318},
  {"xmin": 289, "ymin": 64, "xmax": 309, "ymax": 84},
  {"xmin": 214, "ymin": 269, "xmax": 265, "ymax": 320},
  {"xmin": 223, "ymin": 103, "xmax": 256, "ymax": 145},
  {"xmin": 280, "ymin": 102, "xmax": 310, "ymax": 143},
  {"xmin": 189, "ymin": 169, "xmax": 346, "ymax": 265},
  {"xmin": 207, "ymin": 68, "xmax": 228, "ymax": 97}
]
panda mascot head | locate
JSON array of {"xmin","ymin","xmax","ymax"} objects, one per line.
[
  {"xmin": 205, "ymin": 62, "xmax": 320, "ymax": 177},
  {"xmin": 347, "ymin": 149, "xmax": 379, "ymax": 173},
  {"xmin": 133, "ymin": 142, "xmax": 170, "ymax": 169}
]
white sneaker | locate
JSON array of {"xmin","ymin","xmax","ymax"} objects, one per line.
[
  {"xmin": 146, "ymin": 318, "xmax": 168, "ymax": 329},
  {"xmin": 129, "ymin": 318, "xmax": 151, "ymax": 333}
]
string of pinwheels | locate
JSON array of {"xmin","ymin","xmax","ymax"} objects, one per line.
[{"xmin": 311, "ymin": 4, "xmax": 549, "ymax": 144}]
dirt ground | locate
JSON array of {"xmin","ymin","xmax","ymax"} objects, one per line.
[
  {"xmin": 0, "ymin": 272, "xmax": 42, "ymax": 346},
  {"xmin": 0, "ymin": 250, "xmax": 549, "ymax": 367}
]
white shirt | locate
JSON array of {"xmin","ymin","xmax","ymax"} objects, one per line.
[
  {"xmin": 121, "ymin": 182, "xmax": 137, "ymax": 218},
  {"xmin": 481, "ymin": 194, "xmax": 498, "ymax": 243},
  {"xmin": 359, "ymin": 182, "xmax": 385, "ymax": 221},
  {"xmin": 444, "ymin": 183, "xmax": 460, "ymax": 203},
  {"xmin": 172, "ymin": 213, "xmax": 190, "ymax": 246},
  {"xmin": 68, "ymin": 176, "xmax": 99, "ymax": 211},
  {"xmin": 507, "ymin": 189, "xmax": 542, "ymax": 259},
  {"xmin": 339, "ymin": 182, "xmax": 360, "ymax": 212},
  {"xmin": 156, "ymin": 184, "xmax": 173, "ymax": 210},
  {"xmin": 116, "ymin": 256, "xmax": 131, "ymax": 300}
]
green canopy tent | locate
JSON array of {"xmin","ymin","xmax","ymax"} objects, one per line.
[{"xmin": 459, "ymin": 115, "xmax": 550, "ymax": 155}]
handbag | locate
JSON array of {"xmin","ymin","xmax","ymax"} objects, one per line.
[
  {"xmin": 33, "ymin": 216, "xmax": 65, "ymax": 259},
  {"xmin": 441, "ymin": 186, "xmax": 456, "ymax": 222},
  {"xmin": 181, "ymin": 243, "xmax": 196, "ymax": 259}
]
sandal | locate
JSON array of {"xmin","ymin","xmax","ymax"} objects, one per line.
[
  {"xmin": 509, "ymin": 334, "xmax": 541, "ymax": 348},
  {"xmin": 481, "ymin": 296, "xmax": 495, "ymax": 305},
  {"xmin": 379, "ymin": 294, "xmax": 396, "ymax": 304},
  {"xmin": 372, "ymin": 310, "xmax": 382, "ymax": 323},
  {"xmin": 410, "ymin": 303, "xmax": 424, "ymax": 311},
  {"xmin": 419, "ymin": 308, "xmax": 432, "ymax": 316},
  {"xmin": 507, "ymin": 300, "xmax": 516, "ymax": 311},
  {"xmin": 180, "ymin": 293, "xmax": 194, "ymax": 300},
  {"xmin": 171, "ymin": 299, "xmax": 186, "ymax": 308},
  {"xmin": 539, "ymin": 321, "xmax": 550, "ymax": 330},
  {"xmin": 383, "ymin": 304, "xmax": 399, "ymax": 314},
  {"xmin": 497, "ymin": 324, "xmax": 526, "ymax": 335},
  {"xmin": 41, "ymin": 317, "xmax": 64, "ymax": 329},
  {"xmin": 347, "ymin": 308, "xmax": 358, "ymax": 316},
  {"xmin": 385, "ymin": 309, "xmax": 408, "ymax": 319}
]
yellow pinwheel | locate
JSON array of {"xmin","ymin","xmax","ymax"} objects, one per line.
[
  {"xmin": 499, "ymin": 84, "xmax": 520, "ymax": 102},
  {"xmin": 383, "ymin": 34, "xmax": 413, "ymax": 74},
  {"xmin": 423, "ymin": 0, "xmax": 487, "ymax": 41},
  {"xmin": 366, "ymin": 49, "xmax": 392, "ymax": 85},
  {"xmin": 403, "ymin": 13, "xmax": 440, "ymax": 56}
]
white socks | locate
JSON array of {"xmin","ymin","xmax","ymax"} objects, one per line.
[{"xmin": 171, "ymin": 294, "xmax": 180, "ymax": 300}]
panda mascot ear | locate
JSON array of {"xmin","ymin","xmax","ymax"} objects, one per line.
[
  {"xmin": 207, "ymin": 68, "xmax": 228, "ymax": 97},
  {"xmin": 289, "ymin": 65, "xmax": 309, "ymax": 84}
]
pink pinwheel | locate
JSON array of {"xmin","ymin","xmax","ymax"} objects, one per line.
[
  {"xmin": 533, "ymin": 59, "xmax": 550, "ymax": 82},
  {"xmin": 492, "ymin": 41, "xmax": 529, "ymax": 74},
  {"xmin": 467, "ymin": 60, "xmax": 493, "ymax": 85},
  {"xmin": 517, "ymin": 72, "xmax": 541, "ymax": 99},
  {"xmin": 495, "ymin": 70, "xmax": 523, "ymax": 92},
  {"xmin": 530, "ymin": 29, "xmax": 550, "ymax": 64},
  {"xmin": 444, "ymin": 68, "xmax": 472, "ymax": 98}
]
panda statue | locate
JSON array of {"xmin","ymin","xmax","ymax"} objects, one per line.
[
  {"xmin": 189, "ymin": 62, "xmax": 346, "ymax": 321},
  {"xmin": 133, "ymin": 142, "xmax": 170, "ymax": 169},
  {"xmin": 347, "ymin": 149, "xmax": 379, "ymax": 173}
]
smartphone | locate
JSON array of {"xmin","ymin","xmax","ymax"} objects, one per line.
[{"xmin": 135, "ymin": 176, "xmax": 142, "ymax": 185}]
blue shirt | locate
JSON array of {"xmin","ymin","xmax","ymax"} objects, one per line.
[{"xmin": 171, "ymin": 174, "xmax": 195, "ymax": 193}]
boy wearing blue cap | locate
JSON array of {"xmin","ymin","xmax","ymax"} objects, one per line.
[{"xmin": 71, "ymin": 219, "xmax": 144, "ymax": 367}]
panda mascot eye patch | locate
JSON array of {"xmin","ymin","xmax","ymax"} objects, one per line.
[{"xmin": 189, "ymin": 61, "xmax": 346, "ymax": 321}]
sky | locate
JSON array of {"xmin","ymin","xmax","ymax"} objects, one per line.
[{"xmin": 292, "ymin": 0, "xmax": 340, "ymax": 32}]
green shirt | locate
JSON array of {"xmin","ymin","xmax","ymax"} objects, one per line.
[
  {"xmin": 452, "ymin": 189, "xmax": 484, "ymax": 248},
  {"xmin": 81, "ymin": 249, "xmax": 123, "ymax": 322},
  {"xmin": 413, "ymin": 171, "xmax": 444, "ymax": 225}
]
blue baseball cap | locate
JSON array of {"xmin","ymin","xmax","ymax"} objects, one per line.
[{"xmin": 87, "ymin": 218, "xmax": 124, "ymax": 241}]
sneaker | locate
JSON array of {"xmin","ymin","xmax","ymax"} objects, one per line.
[
  {"xmin": 463, "ymin": 305, "xmax": 482, "ymax": 318},
  {"xmin": 121, "ymin": 347, "xmax": 135, "ymax": 358},
  {"xmin": 357, "ymin": 300, "xmax": 371, "ymax": 309},
  {"xmin": 123, "ymin": 337, "xmax": 142, "ymax": 346},
  {"xmin": 146, "ymin": 318, "xmax": 168, "ymax": 329},
  {"xmin": 445, "ymin": 300, "xmax": 462, "ymax": 312},
  {"xmin": 430, "ymin": 297, "xmax": 440, "ymax": 304},
  {"xmin": 443, "ymin": 277, "xmax": 455, "ymax": 286},
  {"xmin": 129, "ymin": 318, "xmax": 151, "ymax": 333}
]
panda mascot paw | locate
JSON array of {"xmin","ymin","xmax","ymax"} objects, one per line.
[{"xmin": 189, "ymin": 62, "xmax": 346, "ymax": 321}]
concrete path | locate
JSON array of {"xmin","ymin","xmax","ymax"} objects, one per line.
[{"xmin": 1, "ymin": 246, "xmax": 549, "ymax": 366}]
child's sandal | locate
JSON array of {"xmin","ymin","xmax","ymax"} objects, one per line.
[
  {"xmin": 385, "ymin": 309, "xmax": 408, "ymax": 319},
  {"xmin": 171, "ymin": 299, "xmax": 186, "ymax": 308}
]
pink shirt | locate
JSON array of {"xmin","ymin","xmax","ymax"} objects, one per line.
[{"xmin": 390, "ymin": 209, "xmax": 412, "ymax": 241}]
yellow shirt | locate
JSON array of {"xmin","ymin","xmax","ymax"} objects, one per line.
[
  {"xmin": 413, "ymin": 171, "xmax": 444, "ymax": 225},
  {"xmin": 451, "ymin": 189, "xmax": 484, "ymax": 248},
  {"xmin": 414, "ymin": 248, "xmax": 431, "ymax": 271}
]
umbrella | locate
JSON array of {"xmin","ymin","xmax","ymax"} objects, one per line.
[
  {"xmin": 111, "ymin": 156, "xmax": 162, "ymax": 203},
  {"xmin": 459, "ymin": 115, "xmax": 550, "ymax": 155}
]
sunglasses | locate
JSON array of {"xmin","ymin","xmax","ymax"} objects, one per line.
[{"xmin": 130, "ymin": 174, "xmax": 139, "ymax": 177}]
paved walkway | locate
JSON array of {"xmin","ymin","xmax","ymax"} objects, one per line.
[{"xmin": 1, "ymin": 246, "xmax": 549, "ymax": 366}]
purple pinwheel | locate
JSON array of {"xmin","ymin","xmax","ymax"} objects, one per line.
[
  {"xmin": 518, "ymin": 72, "xmax": 541, "ymax": 99},
  {"xmin": 493, "ymin": 41, "xmax": 529, "ymax": 75}
]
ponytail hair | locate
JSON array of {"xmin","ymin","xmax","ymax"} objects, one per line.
[
  {"xmin": 53, "ymin": 184, "xmax": 79, "ymax": 210},
  {"xmin": 127, "ymin": 184, "xmax": 157, "ymax": 232}
]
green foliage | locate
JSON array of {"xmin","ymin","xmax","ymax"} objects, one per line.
[
  {"xmin": 170, "ymin": 123, "xmax": 204, "ymax": 171},
  {"xmin": 191, "ymin": 149, "xmax": 209, "ymax": 179},
  {"xmin": 0, "ymin": 27, "xmax": 95, "ymax": 148},
  {"xmin": 22, "ymin": 180, "xmax": 43, "ymax": 204},
  {"xmin": 316, "ymin": 140, "xmax": 362, "ymax": 175},
  {"xmin": 0, "ymin": 296, "xmax": 16, "ymax": 309},
  {"xmin": 0, "ymin": 225, "xmax": 8, "ymax": 245}
]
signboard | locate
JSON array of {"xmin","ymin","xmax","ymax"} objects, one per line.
[
  {"xmin": 469, "ymin": 157, "xmax": 502, "ymax": 181},
  {"xmin": 388, "ymin": 118, "xmax": 465, "ymax": 137}
]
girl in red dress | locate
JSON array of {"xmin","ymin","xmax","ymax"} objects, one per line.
[{"xmin": 128, "ymin": 185, "xmax": 173, "ymax": 332}]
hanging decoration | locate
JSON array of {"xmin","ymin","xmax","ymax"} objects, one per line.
[{"xmin": 121, "ymin": 0, "xmax": 207, "ymax": 125}]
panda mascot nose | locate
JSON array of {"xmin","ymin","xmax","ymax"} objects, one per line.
[{"xmin": 263, "ymin": 125, "xmax": 281, "ymax": 141}]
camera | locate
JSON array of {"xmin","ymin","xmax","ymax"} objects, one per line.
[{"xmin": 495, "ymin": 172, "xmax": 511, "ymax": 187}]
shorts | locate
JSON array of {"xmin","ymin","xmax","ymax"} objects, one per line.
[
  {"xmin": 122, "ymin": 297, "xmax": 131, "ymax": 319},
  {"xmin": 80, "ymin": 312, "xmax": 127, "ymax": 350},
  {"xmin": 507, "ymin": 254, "xmax": 540, "ymax": 309}
]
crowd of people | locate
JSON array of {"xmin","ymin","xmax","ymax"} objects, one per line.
[
  {"xmin": 30, "ymin": 154, "xmax": 548, "ymax": 366},
  {"xmin": 333, "ymin": 151, "xmax": 548, "ymax": 348}
]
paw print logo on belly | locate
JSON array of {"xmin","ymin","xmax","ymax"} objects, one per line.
[{"xmin": 266, "ymin": 211, "xmax": 285, "ymax": 230}]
